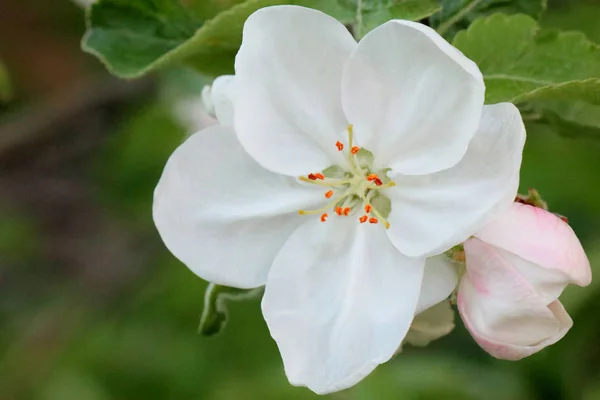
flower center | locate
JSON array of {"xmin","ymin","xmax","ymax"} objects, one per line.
[{"xmin": 297, "ymin": 125, "xmax": 395, "ymax": 229}]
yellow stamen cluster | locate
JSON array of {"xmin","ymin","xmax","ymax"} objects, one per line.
[{"xmin": 297, "ymin": 125, "xmax": 395, "ymax": 229}]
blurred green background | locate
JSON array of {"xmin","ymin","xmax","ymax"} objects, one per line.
[{"xmin": 1, "ymin": 0, "xmax": 600, "ymax": 399}]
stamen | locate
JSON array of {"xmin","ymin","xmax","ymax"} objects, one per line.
[
  {"xmin": 373, "ymin": 181, "xmax": 396, "ymax": 189},
  {"xmin": 374, "ymin": 178, "xmax": 383, "ymax": 186},
  {"xmin": 351, "ymin": 146, "xmax": 360, "ymax": 155},
  {"xmin": 320, "ymin": 213, "xmax": 328, "ymax": 222},
  {"xmin": 369, "ymin": 217, "xmax": 379, "ymax": 224},
  {"xmin": 298, "ymin": 189, "xmax": 352, "ymax": 216},
  {"xmin": 314, "ymin": 173, "xmax": 325, "ymax": 180},
  {"xmin": 347, "ymin": 124, "xmax": 354, "ymax": 146},
  {"xmin": 299, "ymin": 176, "xmax": 350, "ymax": 187},
  {"xmin": 366, "ymin": 173, "xmax": 379, "ymax": 182},
  {"xmin": 335, "ymin": 206, "xmax": 343, "ymax": 216},
  {"xmin": 335, "ymin": 141, "xmax": 344, "ymax": 151},
  {"xmin": 308, "ymin": 173, "xmax": 317, "ymax": 180},
  {"xmin": 325, "ymin": 190, "xmax": 333, "ymax": 199},
  {"xmin": 364, "ymin": 204, "xmax": 372, "ymax": 213},
  {"xmin": 369, "ymin": 206, "xmax": 391, "ymax": 229},
  {"xmin": 358, "ymin": 193, "xmax": 391, "ymax": 229},
  {"xmin": 343, "ymin": 207, "xmax": 351, "ymax": 216},
  {"xmin": 359, "ymin": 215, "xmax": 368, "ymax": 223}
]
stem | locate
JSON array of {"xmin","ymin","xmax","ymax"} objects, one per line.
[
  {"xmin": 436, "ymin": 0, "xmax": 484, "ymax": 36},
  {"xmin": 355, "ymin": 0, "xmax": 363, "ymax": 39}
]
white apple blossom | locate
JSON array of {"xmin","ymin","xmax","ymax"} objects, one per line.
[
  {"xmin": 153, "ymin": 5, "xmax": 525, "ymax": 394},
  {"xmin": 456, "ymin": 202, "xmax": 591, "ymax": 360}
]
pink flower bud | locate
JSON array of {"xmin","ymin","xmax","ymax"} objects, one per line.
[{"xmin": 458, "ymin": 203, "xmax": 591, "ymax": 360}]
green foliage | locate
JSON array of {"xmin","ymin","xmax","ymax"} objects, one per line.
[
  {"xmin": 185, "ymin": 0, "xmax": 247, "ymax": 19},
  {"xmin": 199, "ymin": 284, "xmax": 263, "ymax": 336},
  {"xmin": 82, "ymin": 0, "xmax": 204, "ymax": 78},
  {"xmin": 453, "ymin": 13, "xmax": 600, "ymax": 105},
  {"xmin": 82, "ymin": 0, "xmax": 442, "ymax": 78},
  {"xmin": 349, "ymin": 0, "xmax": 441, "ymax": 37},
  {"xmin": 82, "ymin": 0, "xmax": 348, "ymax": 78},
  {"xmin": 538, "ymin": 1, "xmax": 600, "ymax": 139},
  {"xmin": 432, "ymin": 0, "xmax": 546, "ymax": 38},
  {"xmin": 0, "ymin": 61, "xmax": 11, "ymax": 102},
  {"xmin": 535, "ymin": 104, "xmax": 600, "ymax": 140}
]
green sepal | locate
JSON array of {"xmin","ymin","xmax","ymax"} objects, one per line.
[
  {"xmin": 323, "ymin": 165, "xmax": 348, "ymax": 179},
  {"xmin": 356, "ymin": 148, "xmax": 374, "ymax": 170},
  {"xmin": 198, "ymin": 283, "xmax": 263, "ymax": 336},
  {"xmin": 370, "ymin": 192, "xmax": 391, "ymax": 219}
]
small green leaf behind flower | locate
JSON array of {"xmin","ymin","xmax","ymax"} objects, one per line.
[
  {"xmin": 432, "ymin": 0, "xmax": 547, "ymax": 38},
  {"xmin": 82, "ymin": 0, "xmax": 354, "ymax": 78},
  {"xmin": 531, "ymin": 101, "xmax": 600, "ymax": 141},
  {"xmin": 453, "ymin": 13, "xmax": 600, "ymax": 106},
  {"xmin": 343, "ymin": 0, "xmax": 441, "ymax": 38},
  {"xmin": 199, "ymin": 283, "xmax": 263, "ymax": 336},
  {"xmin": 82, "ymin": 0, "xmax": 444, "ymax": 78}
]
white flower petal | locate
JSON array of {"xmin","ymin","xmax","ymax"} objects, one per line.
[
  {"xmin": 405, "ymin": 300, "xmax": 455, "ymax": 347},
  {"xmin": 341, "ymin": 20, "xmax": 484, "ymax": 174},
  {"xmin": 211, "ymin": 75, "xmax": 235, "ymax": 125},
  {"xmin": 234, "ymin": 5, "xmax": 356, "ymax": 176},
  {"xmin": 153, "ymin": 125, "xmax": 322, "ymax": 288},
  {"xmin": 262, "ymin": 217, "xmax": 424, "ymax": 394},
  {"xmin": 416, "ymin": 255, "xmax": 459, "ymax": 314},
  {"xmin": 386, "ymin": 103, "xmax": 526, "ymax": 257},
  {"xmin": 458, "ymin": 238, "xmax": 571, "ymax": 360}
]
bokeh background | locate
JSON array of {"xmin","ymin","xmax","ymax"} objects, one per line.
[{"xmin": 1, "ymin": 0, "xmax": 600, "ymax": 399}]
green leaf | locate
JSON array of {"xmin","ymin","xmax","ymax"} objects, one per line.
[
  {"xmin": 453, "ymin": 13, "xmax": 600, "ymax": 105},
  {"xmin": 199, "ymin": 283, "xmax": 263, "ymax": 336},
  {"xmin": 0, "ymin": 61, "xmax": 11, "ymax": 102},
  {"xmin": 82, "ymin": 0, "xmax": 443, "ymax": 79},
  {"xmin": 82, "ymin": 0, "xmax": 204, "ymax": 78},
  {"xmin": 82, "ymin": 0, "xmax": 354, "ymax": 78},
  {"xmin": 184, "ymin": 0, "xmax": 247, "ymax": 20},
  {"xmin": 534, "ymin": 105, "xmax": 600, "ymax": 141},
  {"xmin": 432, "ymin": 0, "xmax": 546, "ymax": 38},
  {"xmin": 346, "ymin": 0, "xmax": 441, "ymax": 37},
  {"xmin": 541, "ymin": 100, "xmax": 600, "ymax": 130}
]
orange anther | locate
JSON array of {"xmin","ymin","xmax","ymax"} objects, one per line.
[
  {"xmin": 359, "ymin": 215, "xmax": 368, "ymax": 223},
  {"xmin": 364, "ymin": 204, "xmax": 372, "ymax": 213},
  {"xmin": 374, "ymin": 178, "xmax": 383, "ymax": 186},
  {"xmin": 335, "ymin": 206, "xmax": 343, "ymax": 216},
  {"xmin": 325, "ymin": 190, "xmax": 333, "ymax": 199},
  {"xmin": 343, "ymin": 207, "xmax": 351, "ymax": 216},
  {"xmin": 335, "ymin": 141, "xmax": 344, "ymax": 151},
  {"xmin": 366, "ymin": 173, "xmax": 379, "ymax": 181},
  {"xmin": 308, "ymin": 173, "xmax": 317, "ymax": 180},
  {"xmin": 314, "ymin": 173, "xmax": 325, "ymax": 180},
  {"xmin": 351, "ymin": 146, "xmax": 360, "ymax": 155},
  {"xmin": 369, "ymin": 217, "xmax": 379, "ymax": 224},
  {"xmin": 320, "ymin": 213, "xmax": 328, "ymax": 222}
]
